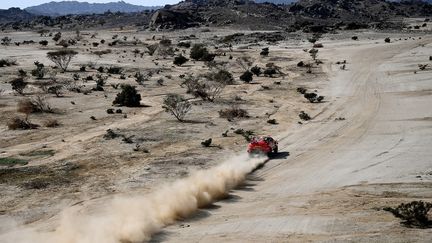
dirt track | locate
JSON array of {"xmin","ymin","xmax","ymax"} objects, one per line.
[
  {"xmin": 1, "ymin": 29, "xmax": 431, "ymax": 242},
  {"xmin": 156, "ymin": 38, "xmax": 432, "ymax": 242}
]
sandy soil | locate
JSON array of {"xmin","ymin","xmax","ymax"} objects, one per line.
[
  {"xmin": 156, "ymin": 34, "xmax": 432, "ymax": 242},
  {"xmin": 0, "ymin": 24, "xmax": 431, "ymax": 242}
]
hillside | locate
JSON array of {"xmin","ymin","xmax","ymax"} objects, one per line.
[
  {"xmin": 25, "ymin": 1, "xmax": 159, "ymax": 16},
  {"xmin": 0, "ymin": 0, "xmax": 431, "ymax": 30},
  {"xmin": 288, "ymin": 0, "xmax": 432, "ymax": 21},
  {"xmin": 0, "ymin": 8, "xmax": 34, "ymax": 24}
]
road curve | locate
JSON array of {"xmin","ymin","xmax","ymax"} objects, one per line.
[{"xmin": 158, "ymin": 38, "xmax": 432, "ymax": 242}]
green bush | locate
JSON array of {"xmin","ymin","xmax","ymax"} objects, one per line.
[
  {"xmin": 113, "ymin": 85, "xmax": 141, "ymax": 107},
  {"xmin": 190, "ymin": 44, "xmax": 215, "ymax": 61},
  {"xmin": 174, "ymin": 55, "xmax": 188, "ymax": 66},
  {"xmin": 240, "ymin": 70, "xmax": 253, "ymax": 83}
]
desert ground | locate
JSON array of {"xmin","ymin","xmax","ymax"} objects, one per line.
[{"xmin": 0, "ymin": 19, "xmax": 431, "ymax": 242}]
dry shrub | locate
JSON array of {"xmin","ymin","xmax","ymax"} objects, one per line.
[
  {"xmin": 44, "ymin": 119, "xmax": 60, "ymax": 127},
  {"xmin": 181, "ymin": 74, "xmax": 226, "ymax": 102},
  {"xmin": 92, "ymin": 49, "xmax": 112, "ymax": 57},
  {"xmin": 219, "ymin": 107, "xmax": 249, "ymax": 120},
  {"xmin": 384, "ymin": 201, "xmax": 432, "ymax": 228},
  {"xmin": 18, "ymin": 96, "xmax": 53, "ymax": 113},
  {"xmin": 47, "ymin": 49, "xmax": 78, "ymax": 72},
  {"xmin": 163, "ymin": 94, "xmax": 191, "ymax": 122},
  {"xmin": 7, "ymin": 117, "xmax": 38, "ymax": 130}
]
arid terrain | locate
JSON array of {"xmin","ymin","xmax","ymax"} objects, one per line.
[{"xmin": 0, "ymin": 14, "xmax": 432, "ymax": 242}]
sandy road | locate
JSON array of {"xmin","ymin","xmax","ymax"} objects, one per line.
[{"xmin": 158, "ymin": 38, "xmax": 432, "ymax": 242}]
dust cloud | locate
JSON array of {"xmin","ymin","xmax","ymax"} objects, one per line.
[{"xmin": 3, "ymin": 154, "xmax": 266, "ymax": 243}]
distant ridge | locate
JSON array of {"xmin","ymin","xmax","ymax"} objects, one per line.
[
  {"xmin": 25, "ymin": 1, "xmax": 160, "ymax": 16},
  {"xmin": 252, "ymin": 0, "xmax": 432, "ymax": 4},
  {"xmin": 0, "ymin": 8, "xmax": 34, "ymax": 23}
]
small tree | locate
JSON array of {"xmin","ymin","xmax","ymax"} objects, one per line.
[
  {"xmin": 163, "ymin": 94, "xmax": 191, "ymax": 122},
  {"xmin": 47, "ymin": 49, "xmax": 78, "ymax": 72},
  {"xmin": 240, "ymin": 70, "xmax": 253, "ymax": 83},
  {"xmin": 113, "ymin": 84, "xmax": 141, "ymax": 107}
]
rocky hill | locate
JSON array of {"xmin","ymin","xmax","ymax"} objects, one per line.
[
  {"xmin": 0, "ymin": 8, "xmax": 34, "ymax": 24},
  {"xmin": 25, "ymin": 1, "xmax": 159, "ymax": 16},
  {"xmin": 1, "ymin": 0, "xmax": 431, "ymax": 30},
  {"xmin": 155, "ymin": 0, "xmax": 432, "ymax": 30},
  {"xmin": 289, "ymin": 0, "xmax": 432, "ymax": 21}
]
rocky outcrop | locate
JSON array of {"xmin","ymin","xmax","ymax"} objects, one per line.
[
  {"xmin": 149, "ymin": 9, "xmax": 201, "ymax": 29},
  {"xmin": 0, "ymin": 8, "xmax": 34, "ymax": 24}
]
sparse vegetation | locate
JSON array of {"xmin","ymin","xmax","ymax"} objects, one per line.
[
  {"xmin": 174, "ymin": 55, "xmax": 188, "ymax": 66},
  {"xmin": 31, "ymin": 61, "xmax": 46, "ymax": 79},
  {"xmin": 0, "ymin": 59, "xmax": 17, "ymax": 67},
  {"xmin": 240, "ymin": 70, "xmax": 253, "ymax": 83},
  {"xmin": 304, "ymin": 92, "xmax": 324, "ymax": 103},
  {"xmin": 163, "ymin": 94, "xmax": 192, "ymax": 122},
  {"xmin": 18, "ymin": 96, "xmax": 53, "ymax": 113},
  {"xmin": 251, "ymin": 66, "xmax": 261, "ymax": 76},
  {"xmin": 44, "ymin": 119, "xmax": 60, "ymax": 127},
  {"xmin": 134, "ymin": 72, "xmax": 147, "ymax": 85},
  {"xmin": 0, "ymin": 157, "xmax": 28, "ymax": 166},
  {"xmin": 201, "ymin": 138, "xmax": 212, "ymax": 147},
  {"xmin": 113, "ymin": 85, "xmax": 141, "ymax": 107},
  {"xmin": 219, "ymin": 107, "xmax": 249, "ymax": 120},
  {"xmin": 107, "ymin": 66, "xmax": 122, "ymax": 74},
  {"xmin": 52, "ymin": 32, "xmax": 62, "ymax": 42},
  {"xmin": 384, "ymin": 201, "xmax": 432, "ymax": 228},
  {"xmin": 299, "ymin": 111, "xmax": 311, "ymax": 121},
  {"xmin": 1, "ymin": 36, "xmax": 11, "ymax": 46},
  {"xmin": 205, "ymin": 70, "xmax": 234, "ymax": 85},
  {"xmin": 190, "ymin": 44, "xmax": 215, "ymax": 61},
  {"xmin": 267, "ymin": 119, "xmax": 277, "ymax": 124},
  {"xmin": 10, "ymin": 77, "xmax": 27, "ymax": 95},
  {"xmin": 309, "ymin": 48, "xmax": 319, "ymax": 61},
  {"xmin": 47, "ymin": 49, "xmax": 78, "ymax": 72},
  {"xmin": 260, "ymin": 47, "xmax": 269, "ymax": 56},
  {"xmin": 7, "ymin": 117, "xmax": 38, "ymax": 130}
]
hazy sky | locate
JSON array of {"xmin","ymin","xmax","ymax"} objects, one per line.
[{"xmin": 0, "ymin": 0, "xmax": 182, "ymax": 9}]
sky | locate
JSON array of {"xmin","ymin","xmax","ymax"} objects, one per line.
[{"xmin": 0, "ymin": 0, "xmax": 182, "ymax": 9}]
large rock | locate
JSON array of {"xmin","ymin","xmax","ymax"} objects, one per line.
[{"xmin": 149, "ymin": 9, "xmax": 200, "ymax": 30}]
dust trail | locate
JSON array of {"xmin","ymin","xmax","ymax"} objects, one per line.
[{"xmin": 4, "ymin": 154, "xmax": 267, "ymax": 243}]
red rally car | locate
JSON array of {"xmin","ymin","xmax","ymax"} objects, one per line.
[{"xmin": 247, "ymin": 136, "xmax": 278, "ymax": 156}]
